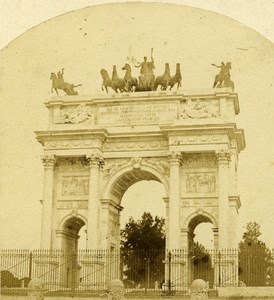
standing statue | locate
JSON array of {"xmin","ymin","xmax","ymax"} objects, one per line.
[
  {"xmin": 50, "ymin": 68, "xmax": 82, "ymax": 96},
  {"xmin": 135, "ymin": 49, "xmax": 155, "ymax": 91},
  {"xmin": 212, "ymin": 62, "xmax": 234, "ymax": 91}
]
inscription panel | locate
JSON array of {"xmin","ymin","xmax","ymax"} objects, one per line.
[
  {"xmin": 57, "ymin": 200, "xmax": 88, "ymax": 209},
  {"xmin": 98, "ymin": 103, "xmax": 177, "ymax": 125},
  {"xmin": 181, "ymin": 198, "xmax": 218, "ymax": 207}
]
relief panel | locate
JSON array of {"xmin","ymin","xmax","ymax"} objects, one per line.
[
  {"xmin": 185, "ymin": 172, "xmax": 216, "ymax": 193},
  {"xmin": 61, "ymin": 176, "xmax": 89, "ymax": 197}
]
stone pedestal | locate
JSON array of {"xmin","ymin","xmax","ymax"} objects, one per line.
[
  {"xmin": 28, "ymin": 279, "xmax": 45, "ymax": 300},
  {"xmin": 190, "ymin": 279, "xmax": 209, "ymax": 300},
  {"xmin": 79, "ymin": 254, "xmax": 106, "ymax": 289},
  {"xmin": 33, "ymin": 260, "xmax": 59, "ymax": 290}
]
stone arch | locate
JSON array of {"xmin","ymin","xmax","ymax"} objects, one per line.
[
  {"xmin": 56, "ymin": 214, "xmax": 87, "ymax": 252},
  {"xmin": 58, "ymin": 213, "xmax": 87, "ymax": 231},
  {"xmin": 182, "ymin": 211, "xmax": 218, "ymax": 250},
  {"xmin": 183, "ymin": 211, "xmax": 218, "ymax": 231},
  {"xmin": 103, "ymin": 163, "xmax": 169, "ymax": 203}
]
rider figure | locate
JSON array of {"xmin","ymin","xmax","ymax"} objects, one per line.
[
  {"xmin": 212, "ymin": 62, "xmax": 231, "ymax": 85},
  {"xmin": 57, "ymin": 68, "xmax": 65, "ymax": 86}
]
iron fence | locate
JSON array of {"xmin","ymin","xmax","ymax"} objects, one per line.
[{"xmin": 1, "ymin": 248, "xmax": 274, "ymax": 296}]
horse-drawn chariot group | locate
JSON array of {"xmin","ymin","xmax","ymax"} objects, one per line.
[
  {"xmin": 50, "ymin": 54, "xmax": 234, "ymax": 96},
  {"xmin": 101, "ymin": 58, "xmax": 182, "ymax": 93}
]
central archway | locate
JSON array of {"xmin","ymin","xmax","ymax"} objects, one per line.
[{"xmin": 101, "ymin": 163, "xmax": 169, "ymax": 251}]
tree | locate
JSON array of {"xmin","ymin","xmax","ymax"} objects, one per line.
[
  {"xmin": 239, "ymin": 222, "xmax": 274, "ymax": 286},
  {"xmin": 120, "ymin": 212, "xmax": 165, "ymax": 287}
]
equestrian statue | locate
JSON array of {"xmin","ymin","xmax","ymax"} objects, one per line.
[
  {"xmin": 212, "ymin": 62, "xmax": 234, "ymax": 91},
  {"xmin": 50, "ymin": 68, "xmax": 82, "ymax": 96},
  {"xmin": 121, "ymin": 63, "xmax": 138, "ymax": 92}
]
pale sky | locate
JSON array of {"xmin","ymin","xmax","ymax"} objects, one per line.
[{"xmin": 0, "ymin": 1, "xmax": 274, "ymax": 250}]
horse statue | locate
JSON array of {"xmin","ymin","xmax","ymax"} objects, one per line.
[
  {"xmin": 121, "ymin": 63, "xmax": 138, "ymax": 92},
  {"xmin": 100, "ymin": 69, "xmax": 112, "ymax": 93},
  {"xmin": 168, "ymin": 63, "xmax": 182, "ymax": 90},
  {"xmin": 212, "ymin": 62, "xmax": 234, "ymax": 90},
  {"xmin": 50, "ymin": 69, "xmax": 81, "ymax": 96},
  {"xmin": 135, "ymin": 56, "xmax": 155, "ymax": 91},
  {"xmin": 111, "ymin": 65, "xmax": 126, "ymax": 93},
  {"xmin": 154, "ymin": 63, "xmax": 171, "ymax": 91}
]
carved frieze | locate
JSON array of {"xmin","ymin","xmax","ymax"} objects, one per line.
[
  {"xmin": 58, "ymin": 104, "xmax": 95, "ymax": 124},
  {"xmin": 103, "ymin": 140, "xmax": 168, "ymax": 152},
  {"xmin": 171, "ymin": 134, "xmax": 224, "ymax": 146},
  {"xmin": 45, "ymin": 139, "xmax": 98, "ymax": 149},
  {"xmin": 56, "ymin": 157, "xmax": 89, "ymax": 170},
  {"xmin": 181, "ymin": 154, "xmax": 217, "ymax": 168},
  {"xmin": 57, "ymin": 200, "xmax": 88, "ymax": 209},
  {"xmin": 61, "ymin": 176, "xmax": 89, "ymax": 196},
  {"xmin": 179, "ymin": 98, "xmax": 219, "ymax": 119},
  {"xmin": 186, "ymin": 172, "xmax": 216, "ymax": 193}
]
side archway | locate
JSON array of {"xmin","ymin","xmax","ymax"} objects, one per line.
[
  {"xmin": 56, "ymin": 214, "xmax": 87, "ymax": 252},
  {"xmin": 103, "ymin": 163, "xmax": 169, "ymax": 202}
]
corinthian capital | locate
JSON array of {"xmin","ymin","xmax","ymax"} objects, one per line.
[
  {"xmin": 86, "ymin": 152, "xmax": 104, "ymax": 168},
  {"xmin": 167, "ymin": 151, "xmax": 182, "ymax": 165},
  {"xmin": 41, "ymin": 154, "xmax": 56, "ymax": 168},
  {"xmin": 216, "ymin": 150, "xmax": 231, "ymax": 164}
]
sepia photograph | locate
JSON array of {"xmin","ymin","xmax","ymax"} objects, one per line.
[{"xmin": 0, "ymin": 0, "xmax": 274, "ymax": 298}]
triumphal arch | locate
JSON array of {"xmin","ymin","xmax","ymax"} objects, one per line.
[{"xmin": 36, "ymin": 87, "xmax": 245, "ymax": 255}]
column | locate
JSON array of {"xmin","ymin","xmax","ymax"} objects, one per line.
[
  {"xmin": 212, "ymin": 228, "xmax": 219, "ymax": 250},
  {"xmin": 168, "ymin": 151, "xmax": 181, "ymax": 250},
  {"xmin": 40, "ymin": 155, "xmax": 55, "ymax": 249},
  {"xmin": 163, "ymin": 197, "xmax": 169, "ymax": 249},
  {"xmin": 100, "ymin": 199, "xmax": 110, "ymax": 249},
  {"xmin": 86, "ymin": 153, "xmax": 104, "ymax": 249},
  {"xmin": 216, "ymin": 150, "xmax": 230, "ymax": 249}
]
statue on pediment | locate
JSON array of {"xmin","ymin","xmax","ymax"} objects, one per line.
[
  {"xmin": 50, "ymin": 68, "xmax": 82, "ymax": 96},
  {"xmin": 135, "ymin": 49, "xmax": 155, "ymax": 91},
  {"xmin": 212, "ymin": 62, "xmax": 234, "ymax": 91}
]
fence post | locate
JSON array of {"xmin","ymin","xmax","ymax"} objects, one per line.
[
  {"xmin": 29, "ymin": 252, "xmax": 33, "ymax": 281},
  {"xmin": 168, "ymin": 251, "xmax": 171, "ymax": 295},
  {"xmin": 71, "ymin": 252, "xmax": 77, "ymax": 297},
  {"xmin": 218, "ymin": 251, "xmax": 221, "ymax": 286}
]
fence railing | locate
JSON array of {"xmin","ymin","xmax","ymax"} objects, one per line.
[{"xmin": 1, "ymin": 248, "xmax": 274, "ymax": 295}]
